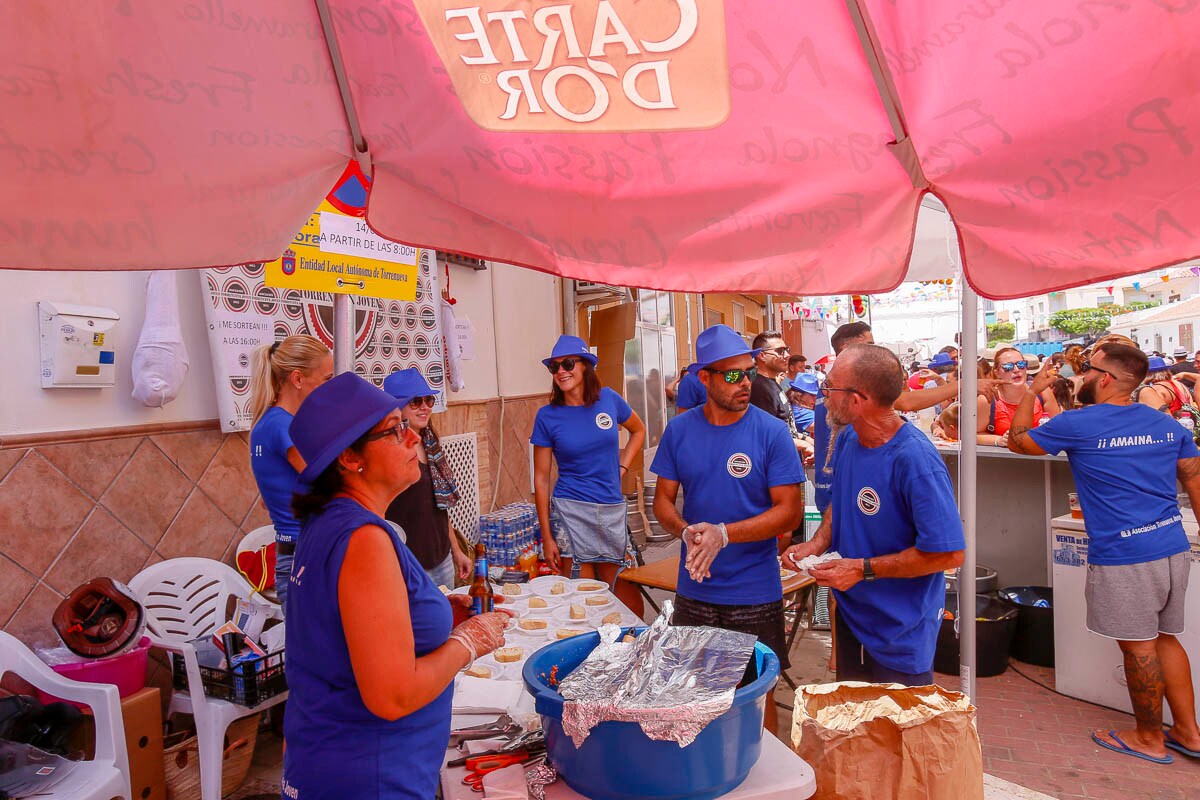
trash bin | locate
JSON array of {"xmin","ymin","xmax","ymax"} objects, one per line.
[
  {"xmin": 999, "ymin": 586, "xmax": 1054, "ymax": 667},
  {"xmin": 944, "ymin": 564, "xmax": 998, "ymax": 595},
  {"xmin": 934, "ymin": 594, "xmax": 1018, "ymax": 677}
]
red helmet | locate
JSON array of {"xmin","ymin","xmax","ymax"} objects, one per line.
[{"xmin": 52, "ymin": 578, "xmax": 146, "ymax": 658}]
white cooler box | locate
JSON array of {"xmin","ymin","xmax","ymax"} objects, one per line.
[{"xmin": 1051, "ymin": 512, "xmax": 1200, "ymax": 723}]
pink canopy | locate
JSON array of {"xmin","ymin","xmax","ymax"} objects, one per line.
[{"xmin": 4, "ymin": 1, "xmax": 1199, "ymax": 298}]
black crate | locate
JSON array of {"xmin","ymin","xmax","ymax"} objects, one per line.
[{"xmin": 172, "ymin": 649, "xmax": 287, "ymax": 706}]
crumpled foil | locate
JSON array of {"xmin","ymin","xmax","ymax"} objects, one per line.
[
  {"xmin": 557, "ymin": 600, "xmax": 757, "ymax": 748},
  {"xmin": 525, "ymin": 761, "xmax": 558, "ymax": 799}
]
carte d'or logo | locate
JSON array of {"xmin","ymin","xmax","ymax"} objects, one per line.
[{"xmin": 412, "ymin": 0, "xmax": 730, "ymax": 133}]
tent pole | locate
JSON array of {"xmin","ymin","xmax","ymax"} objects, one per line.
[{"xmin": 959, "ymin": 279, "xmax": 979, "ymax": 701}]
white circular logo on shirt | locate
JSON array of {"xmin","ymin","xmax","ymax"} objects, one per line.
[
  {"xmin": 857, "ymin": 487, "xmax": 881, "ymax": 516},
  {"xmin": 726, "ymin": 453, "xmax": 753, "ymax": 478},
  {"xmin": 595, "ymin": 412, "xmax": 613, "ymax": 430}
]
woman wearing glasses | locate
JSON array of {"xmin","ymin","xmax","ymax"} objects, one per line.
[
  {"xmin": 284, "ymin": 373, "xmax": 511, "ymax": 800},
  {"xmin": 976, "ymin": 347, "xmax": 1060, "ymax": 445},
  {"xmin": 383, "ymin": 368, "xmax": 473, "ymax": 587},
  {"xmin": 249, "ymin": 335, "xmax": 334, "ymax": 610},
  {"xmin": 532, "ymin": 335, "xmax": 646, "ymax": 589}
]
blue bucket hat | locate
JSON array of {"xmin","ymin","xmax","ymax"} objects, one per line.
[
  {"xmin": 695, "ymin": 324, "xmax": 760, "ymax": 369},
  {"xmin": 289, "ymin": 372, "xmax": 400, "ymax": 487},
  {"xmin": 383, "ymin": 367, "xmax": 439, "ymax": 405},
  {"xmin": 789, "ymin": 373, "xmax": 820, "ymax": 395},
  {"xmin": 1147, "ymin": 356, "xmax": 1168, "ymax": 372},
  {"xmin": 928, "ymin": 352, "xmax": 956, "ymax": 370},
  {"xmin": 542, "ymin": 335, "xmax": 598, "ymax": 367}
]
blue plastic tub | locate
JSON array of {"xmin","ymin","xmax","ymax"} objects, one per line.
[{"xmin": 521, "ymin": 628, "xmax": 779, "ymax": 800}]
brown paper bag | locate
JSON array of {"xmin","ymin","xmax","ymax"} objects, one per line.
[{"xmin": 791, "ymin": 682, "xmax": 983, "ymax": 800}]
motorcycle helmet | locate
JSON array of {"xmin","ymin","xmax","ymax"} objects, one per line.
[{"xmin": 52, "ymin": 578, "xmax": 146, "ymax": 658}]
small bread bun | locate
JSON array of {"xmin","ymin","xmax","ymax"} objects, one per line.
[
  {"xmin": 494, "ymin": 647, "xmax": 523, "ymax": 663},
  {"xmin": 551, "ymin": 582, "xmax": 566, "ymax": 595},
  {"xmin": 602, "ymin": 612, "xmax": 622, "ymax": 625},
  {"xmin": 528, "ymin": 597, "xmax": 548, "ymax": 608},
  {"xmin": 519, "ymin": 619, "xmax": 547, "ymax": 631},
  {"xmin": 578, "ymin": 582, "xmax": 605, "ymax": 592},
  {"xmin": 569, "ymin": 604, "xmax": 586, "ymax": 620},
  {"xmin": 556, "ymin": 628, "xmax": 585, "ymax": 640},
  {"xmin": 464, "ymin": 665, "xmax": 492, "ymax": 678},
  {"xmin": 502, "ymin": 584, "xmax": 523, "ymax": 596},
  {"xmin": 585, "ymin": 596, "xmax": 607, "ymax": 606}
]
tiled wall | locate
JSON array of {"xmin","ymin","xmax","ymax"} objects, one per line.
[{"xmin": 0, "ymin": 395, "xmax": 546, "ymax": 648}]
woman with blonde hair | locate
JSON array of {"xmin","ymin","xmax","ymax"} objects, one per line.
[
  {"xmin": 975, "ymin": 346, "xmax": 1060, "ymax": 445},
  {"xmin": 249, "ymin": 334, "xmax": 333, "ymax": 608}
]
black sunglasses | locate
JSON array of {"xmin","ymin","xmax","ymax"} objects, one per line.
[
  {"xmin": 546, "ymin": 357, "xmax": 581, "ymax": 374},
  {"xmin": 764, "ymin": 346, "xmax": 790, "ymax": 356},
  {"xmin": 820, "ymin": 385, "xmax": 865, "ymax": 399},
  {"xmin": 998, "ymin": 361, "xmax": 1028, "ymax": 372},
  {"xmin": 364, "ymin": 419, "xmax": 411, "ymax": 444},
  {"xmin": 1080, "ymin": 359, "xmax": 1119, "ymax": 380},
  {"xmin": 704, "ymin": 366, "xmax": 757, "ymax": 384},
  {"xmin": 408, "ymin": 395, "xmax": 436, "ymax": 408}
]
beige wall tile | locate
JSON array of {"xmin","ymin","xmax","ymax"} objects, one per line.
[
  {"xmin": 0, "ymin": 448, "xmax": 27, "ymax": 482},
  {"xmin": 0, "ymin": 555, "xmax": 37, "ymax": 628},
  {"xmin": 156, "ymin": 490, "xmax": 238, "ymax": 562},
  {"xmin": 198, "ymin": 436, "xmax": 258, "ymax": 524},
  {"xmin": 151, "ymin": 429, "xmax": 225, "ymax": 482},
  {"xmin": 0, "ymin": 452, "xmax": 93, "ymax": 575},
  {"xmin": 45, "ymin": 507, "xmax": 151, "ymax": 594},
  {"xmin": 6, "ymin": 582, "xmax": 65, "ymax": 649},
  {"xmin": 100, "ymin": 441, "xmax": 192, "ymax": 546},
  {"xmin": 40, "ymin": 438, "xmax": 139, "ymax": 499}
]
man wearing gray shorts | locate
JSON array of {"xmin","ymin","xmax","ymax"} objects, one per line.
[{"xmin": 1010, "ymin": 341, "xmax": 1200, "ymax": 764}]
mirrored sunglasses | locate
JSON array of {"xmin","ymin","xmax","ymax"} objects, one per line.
[
  {"xmin": 998, "ymin": 361, "xmax": 1028, "ymax": 372},
  {"xmin": 704, "ymin": 366, "xmax": 758, "ymax": 384}
]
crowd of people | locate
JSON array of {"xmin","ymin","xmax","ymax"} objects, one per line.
[{"xmin": 241, "ymin": 319, "xmax": 1200, "ymax": 797}]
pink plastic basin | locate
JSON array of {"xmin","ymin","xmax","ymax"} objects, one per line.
[{"xmin": 36, "ymin": 637, "xmax": 151, "ymax": 709}]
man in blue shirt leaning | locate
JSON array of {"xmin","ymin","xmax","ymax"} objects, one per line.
[
  {"xmin": 1008, "ymin": 340, "xmax": 1200, "ymax": 765},
  {"xmin": 785, "ymin": 344, "xmax": 965, "ymax": 685},
  {"xmin": 652, "ymin": 324, "xmax": 805, "ymax": 735}
]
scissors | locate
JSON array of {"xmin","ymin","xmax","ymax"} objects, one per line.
[{"xmin": 461, "ymin": 752, "xmax": 545, "ymax": 792}]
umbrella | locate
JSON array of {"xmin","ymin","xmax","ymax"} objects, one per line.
[{"xmin": 4, "ymin": 1, "xmax": 1198, "ymax": 299}]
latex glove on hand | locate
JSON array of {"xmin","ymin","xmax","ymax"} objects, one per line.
[
  {"xmin": 448, "ymin": 593, "xmax": 509, "ymax": 627},
  {"xmin": 448, "ymin": 611, "xmax": 512, "ymax": 663},
  {"xmin": 683, "ymin": 522, "xmax": 728, "ymax": 583}
]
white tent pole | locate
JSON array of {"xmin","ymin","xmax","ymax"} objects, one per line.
[
  {"xmin": 314, "ymin": 0, "xmax": 373, "ymax": 374},
  {"xmin": 958, "ymin": 279, "xmax": 979, "ymax": 701}
]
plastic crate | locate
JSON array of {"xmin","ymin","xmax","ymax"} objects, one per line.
[{"xmin": 172, "ymin": 649, "xmax": 287, "ymax": 706}]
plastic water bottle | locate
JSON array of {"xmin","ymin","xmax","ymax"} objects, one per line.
[
  {"xmin": 1033, "ymin": 599, "xmax": 1050, "ymax": 609},
  {"xmin": 1180, "ymin": 416, "xmax": 1195, "ymax": 435}
]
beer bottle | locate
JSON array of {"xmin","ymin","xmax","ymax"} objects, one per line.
[{"xmin": 469, "ymin": 543, "xmax": 494, "ymax": 616}]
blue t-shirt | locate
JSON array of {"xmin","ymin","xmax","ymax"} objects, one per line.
[
  {"xmin": 676, "ymin": 372, "xmax": 707, "ymax": 410},
  {"xmin": 792, "ymin": 405, "xmax": 814, "ymax": 433},
  {"xmin": 249, "ymin": 406, "xmax": 301, "ymax": 543},
  {"xmin": 830, "ymin": 423, "xmax": 965, "ymax": 674},
  {"xmin": 1028, "ymin": 403, "xmax": 1197, "ymax": 566},
  {"xmin": 283, "ymin": 498, "xmax": 453, "ymax": 799},
  {"xmin": 531, "ymin": 387, "xmax": 633, "ymax": 505},
  {"xmin": 651, "ymin": 405, "xmax": 805, "ymax": 605},
  {"xmin": 813, "ymin": 397, "xmax": 833, "ymax": 512}
]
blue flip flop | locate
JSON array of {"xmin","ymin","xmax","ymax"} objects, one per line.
[
  {"xmin": 1164, "ymin": 731, "xmax": 1200, "ymax": 758},
  {"xmin": 1091, "ymin": 731, "xmax": 1174, "ymax": 764}
]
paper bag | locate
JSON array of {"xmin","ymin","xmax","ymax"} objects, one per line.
[{"xmin": 791, "ymin": 682, "xmax": 983, "ymax": 800}]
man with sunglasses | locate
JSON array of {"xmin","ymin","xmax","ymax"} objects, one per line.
[
  {"xmin": 750, "ymin": 330, "xmax": 813, "ymax": 461},
  {"xmin": 785, "ymin": 344, "xmax": 965, "ymax": 685},
  {"xmin": 651, "ymin": 324, "xmax": 805, "ymax": 735},
  {"xmin": 1008, "ymin": 342, "xmax": 1200, "ymax": 765}
]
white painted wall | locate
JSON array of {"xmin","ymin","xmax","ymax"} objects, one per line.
[
  {"xmin": 0, "ymin": 268, "xmax": 219, "ymax": 436},
  {"xmin": 0, "ymin": 262, "xmax": 562, "ymax": 437}
]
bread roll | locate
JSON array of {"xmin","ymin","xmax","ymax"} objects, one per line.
[{"xmin": 494, "ymin": 647, "xmax": 523, "ymax": 663}]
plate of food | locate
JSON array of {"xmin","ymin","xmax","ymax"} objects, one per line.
[
  {"xmin": 496, "ymin": 582, "xmax": 530, "ymax": 600},
  {"xmin": 590, "ymin": 609, "xmax": 629, "ymax": 628},
  {"xmin": 513, "ymin": 616, "xmax": 551, "ymax": 634},
  {"xmin": 548, "ymin": 625, "xmax": 594, "ymax": 642},
  {"xmin": 462, "ymin": 654, "xmax": 512, "ymax": 681},
  {"xmin": 577, "ymin": 591, "xmax": 615, "ymax": 610},
  {"xmin": 551, "ymin": 603, "xmax": 594, "ymax": 625},
  {"xmin": 529, "ymin": 576, "xmax": 575, "ymax": 598}
]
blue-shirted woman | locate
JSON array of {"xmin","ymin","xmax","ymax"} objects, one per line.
[
  {"xmin": 283, "ymin": 373, "xmax": 511, "ymax": 800},
  {"xmin": 248, "ymin": 335, "xmax": 333, "ymax": 609},
  {"xmin": 532, "ymin": 335, "xmax": 646, "ymax": 594}
]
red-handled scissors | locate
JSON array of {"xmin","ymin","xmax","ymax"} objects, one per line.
[{"xmin": 461, "ymin": 752, "xmax": 542, "ymax": 792}]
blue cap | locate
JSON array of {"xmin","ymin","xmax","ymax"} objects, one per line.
[
  {"xmin": 685, "ymin": 362, "xmax": 700, "ymax": 375},
  {"xmin": 695, "ymin": 324, "xmax": 760, "ymax": 369},
  {"xmin": 789, "ymin": 373, "xmax": 820, "ymax": 395},
  {"xmin": 928, "ymin": 352, "xmax": 956, "ymax": 370},
  {"xmin": 289, "ymin": 372, "xmax": 400, "ymax": 487},
  {"xmin": 542, "ymin": 335, "xmax": 598, "ymax": 367},
  {"xmin": 383, "ymin": 367, "xmax": 439, "ymax": 405},
  {"xmin": 1147, "ymin": 356, "xmax": 1168, "ymax": 372}
]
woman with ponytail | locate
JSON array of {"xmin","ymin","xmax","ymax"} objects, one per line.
[{"xmin": 249, "ymin": 335, "xmax": 333, "ymax": 609}]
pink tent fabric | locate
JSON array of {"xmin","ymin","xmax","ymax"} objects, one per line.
[{"xmin": 4, "ymin": 1, "xmax": 1199, "ymax": 298}]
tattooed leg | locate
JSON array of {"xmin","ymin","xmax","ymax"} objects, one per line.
[{"xmin": 1094, "ymin": 639, "xmax": 1169, "ymax": 758}]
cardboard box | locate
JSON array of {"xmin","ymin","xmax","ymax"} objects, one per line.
[{"xmin": 73, "ymin": 687, "xmax": 166, "ymax": 800}]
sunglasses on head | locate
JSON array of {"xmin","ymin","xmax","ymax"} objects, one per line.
[
  {"xmin": 364, "ymin": 419, "xmax": 411, "ymax": 444},
  {"xmin": 704, "ymin": 366, "xmax": 758, "ymax": 384},
  {"xmin": 998, "ymin": 360, "xmax": 1028, "ymax": 372},
  {"xmin": 408, "ymin": 395, "xmax": 436, "ymax": 408},
  {"xmin": 545, "ymin": 357, "xmax": 581, "ymax": 374}
]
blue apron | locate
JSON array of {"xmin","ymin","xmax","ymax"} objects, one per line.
[{"xmin": 283, "ymin": 498, "xmax": 453, "ymax": 799}]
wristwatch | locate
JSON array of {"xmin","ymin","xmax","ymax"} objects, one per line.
[{"xmin": 862, "ymin": 558, "xmax": 876, "ymax": 582}]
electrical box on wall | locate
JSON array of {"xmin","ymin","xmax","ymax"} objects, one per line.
[{"xmin": 38, "ymin": 301, "xmax": 120, "ymax": 388}]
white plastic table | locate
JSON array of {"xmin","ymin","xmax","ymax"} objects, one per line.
[{"xmin": 440, "ymin": 733, "xmax": 816, "ymax": 799}]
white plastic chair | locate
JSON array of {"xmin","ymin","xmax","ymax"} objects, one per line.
[
  {"xmin": 0, "ymin": 630, "xmax": 130, "ymax": 800},
  {"xmin": 128, "ymin": 558, "xmax": 286, "ymax": 800},
  {"xmin": 234, "ymin": 525, "xmax": 280, "ymax": 606}
]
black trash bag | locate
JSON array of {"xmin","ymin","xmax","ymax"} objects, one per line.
[{"xmin": 0, "ymin": 696, "xmax": 84, "ymax": 758}]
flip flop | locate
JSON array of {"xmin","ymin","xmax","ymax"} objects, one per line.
[
  {"xmin": 1091, "ymin": 730, "xmax": 1173, "ymax": 765},
  {"xmin": 1164, "ymin": 731, "xmax": 1200, "ymax": 759}
]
